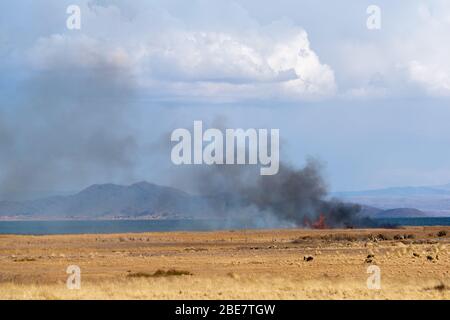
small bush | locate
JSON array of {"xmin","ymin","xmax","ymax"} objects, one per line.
[
  {"xmin": 127, "ymin": 269, "xmax": 192, "ymax": 278},
  {"xmin": 376, "ymin": 233, "xmax": 390, "ymax": 241},
  {"xmin": 432, "ymin": 282, "xmax": 448, "ymax": 291},
  {"xmin": 13, "ymin": 257, "xmax": 36, "ymax": 262},
  {"xmin": 426, "ymin": 282, "xmax": 448, "ymax": 292},
  {"xmin": 127, "ymin": 272, "xmax": 153, "ymax": 278},
  {"xmin": 320, "ymin": 234, "xmax": 358, "ymax": 242},
  {"xmin": 292, "ymin": 236, "xmax": 312, "ymax": 243},
  {"xmin": 152, "ymin": 269, "xmax": 192, "ymax": 277},
  {"xmin": 437, "ymin": 230, "xmax": 447, "ymax": 237},
  {"xmin": 393, "ymin": 234, "xmax": 414, "ymax": 240}
]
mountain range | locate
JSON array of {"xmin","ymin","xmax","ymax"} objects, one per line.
[
  {"xmin": 334, "ymin": 183, "xmax": 450, "ymax": 217},
  {"xmin": 0, "ymin": 182, "xmax": 209, "ymax": 220},
  {"xmin": 0, "ymin": 181, "xmax": 448, "ymax": 220}
]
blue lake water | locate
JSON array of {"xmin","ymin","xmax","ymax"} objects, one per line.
[
  {"xmin": 0, "ymin": 219, "xmax": 255, "ymax": 235},
  {"xmin": 372, "ymin": 217, "xmax": 450, "ymax": 227},
  {"xmin": 0, "ymin": 217, "xmax": 448, "ymax": 235}
]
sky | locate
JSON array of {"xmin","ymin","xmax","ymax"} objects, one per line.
[{"xmin": 1, "ymin": 0, "xmax": 450, "ymax": 199}]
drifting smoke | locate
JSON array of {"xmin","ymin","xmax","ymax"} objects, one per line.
[
  {"xmin": 186, "ymin": 158, "xmax": 369, "ymax": 228},
  {"xmin": 0, "ymin": 52, "xmax": 138, "ymax": 200}
]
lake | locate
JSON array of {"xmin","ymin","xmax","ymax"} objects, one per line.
[{"xmin": 0, "ymin": 217, "xmax": 448, "ymax": 235}]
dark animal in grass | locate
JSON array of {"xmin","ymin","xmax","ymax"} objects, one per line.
[{"xmin": 365, "ymin": 254, "xmax": 375, "ymax": 263}]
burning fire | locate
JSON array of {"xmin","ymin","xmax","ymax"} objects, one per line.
[{"xmin": 303, "ymin": 213, "xmax": 328, "ymax": 229}]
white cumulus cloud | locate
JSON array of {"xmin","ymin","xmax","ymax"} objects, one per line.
[{"xmin": 28, "ymin": 1, "xmax": 336, "ymax": 102}]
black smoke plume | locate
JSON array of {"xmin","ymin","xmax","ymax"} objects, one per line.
[{"xmin": 187, "ymin": 159, "xmax": 370, "ymax": 228}]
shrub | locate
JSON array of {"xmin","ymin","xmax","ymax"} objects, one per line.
[
  {"xmin": 437, "ymin": 230, "xmax": 447, "ymax": 237},
  {"xmin": 376, "ymin": 233, "xmax": 390, "ymax": 241},
  {"xmin": 127, "ymin": 269, "xmax": 193, "ymax": 278}
]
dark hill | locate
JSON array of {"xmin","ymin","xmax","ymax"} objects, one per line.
[{"xmin": 0, "ymin": 181, "xmax": 208, "ymax": 219}]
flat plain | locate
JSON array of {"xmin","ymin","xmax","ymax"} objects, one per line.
[{"xmin": 0, "ymin": 226, "xmax": 448, "ymax": 299}]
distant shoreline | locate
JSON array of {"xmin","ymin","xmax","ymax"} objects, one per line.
[
  {"xmin": 0, "ymin": 217, "xmax": 196, "ymax": 222},
  {"xmin": 0, "ymin": 216, "xmax": 449, "ymax": 222},
  {"xmin": 0, "ymin": 217, "xmax": 449, "ymax": 235}
]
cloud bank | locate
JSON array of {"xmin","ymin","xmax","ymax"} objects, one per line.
[{"xmin": 27, "ymin": 3, "xmax": 336, "ymax": 102}]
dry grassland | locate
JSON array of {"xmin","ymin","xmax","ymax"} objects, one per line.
[{"xmin": 0, "ymin": 226, "xmax": 448, "ymax": 299}]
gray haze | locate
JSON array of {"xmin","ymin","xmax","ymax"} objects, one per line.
[{"xmin": 0, "ymin": 57, "xmax": 138, "ymax": 200}]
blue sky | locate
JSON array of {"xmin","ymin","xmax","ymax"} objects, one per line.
[{"xmin": 1, "ymin": 0, "xmax": 450, "ymax": 198}]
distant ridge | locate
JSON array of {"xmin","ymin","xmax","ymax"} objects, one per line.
[
  {"xmin": 0, "ymin": 181, "xmax": 444, "ymax": 220},
  {"xmin": 372, "ymin": 208, "xmax": 427, "ymax": 218},
  {"xmin": 0, "ymin": 181, "xmax": 209, "ymax": 219},
  {"xmin": 334, "ymin": 183, "xmax": 450, "ymax": 216},
  {"xmin": 334, "ymin": 186, "xmax": 450, "ymax": 197},
  {"xmin": 358, "ymin": 206, "xmax": 427, "ymax": 218}
]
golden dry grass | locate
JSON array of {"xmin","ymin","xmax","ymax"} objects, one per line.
[{"xmin": 0, "ymin": 226, "xmax": 449, "ymax": 299}]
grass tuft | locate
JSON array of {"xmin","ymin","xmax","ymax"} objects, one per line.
[{"xmin": 127, "ymin": 269, "xmax": 192, "ymax": 278}]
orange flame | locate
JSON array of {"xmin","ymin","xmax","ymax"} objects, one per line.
[
  {"xmin": 303, "ymin": 213, "xmax": 328, "ymax": 229},
  {"xmin": 312, "ymin": 213, "xmax": 327, "ymax": 229}
]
